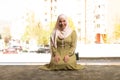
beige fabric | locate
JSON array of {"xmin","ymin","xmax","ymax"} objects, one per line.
[
  {"xmin": 51, "ymin": 26, "xmax": 72, "ymax": 48},
  {"xmin": 50, "ymin": 14, "xmax": 72, "ymax": 48}
]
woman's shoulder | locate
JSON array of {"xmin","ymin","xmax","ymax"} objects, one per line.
[{"xmin": 72, "ymin": 30, "xmax": 76, "ymax": 34}]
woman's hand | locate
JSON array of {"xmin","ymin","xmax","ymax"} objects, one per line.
[
  {"xmin": 64, "ymin": 55, "xmax": 69, "ymax": 63},
  {"xmin": 54, "ymin": 55, "xmax": 60, "ymax": 63}
]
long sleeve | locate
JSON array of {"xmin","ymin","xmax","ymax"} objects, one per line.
[
  {"xmin": 68, "ymin": 30, "xmax": 77, "ymax": 56},
  {"xmin": 50, "ymin": 37, "xmax": 59, "ymax": 56}
]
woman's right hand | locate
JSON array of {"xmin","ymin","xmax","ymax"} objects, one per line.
[{"xmin": 54, "ymin": 55, "xmax": 60, "ymax": 63}]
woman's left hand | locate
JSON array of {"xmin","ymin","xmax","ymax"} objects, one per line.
[{"xmin": 63, "ymin": 55, "xmax": 69, "ymax": 63}]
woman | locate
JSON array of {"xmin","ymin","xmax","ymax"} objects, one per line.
[{"xmin": 40, "ymin": 14, "xmax": 83, "ymax": 70}]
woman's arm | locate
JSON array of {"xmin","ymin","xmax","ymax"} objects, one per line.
[
  {"xmin": 68, "ymin": 30, "xmax": 77, "ymax": 57},
  {"xmin": 50, "ymin": 38, "xmax": 60, "ymax": 63},
  {"xmin": 50, "ymin": 38, "xmax": 59, "ymax": 56}
]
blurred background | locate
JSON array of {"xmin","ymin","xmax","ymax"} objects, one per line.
[{"xmin": 0, "ymin": 0, "xmax": 120, "ymax": 54}]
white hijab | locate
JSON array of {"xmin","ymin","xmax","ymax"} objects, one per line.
[{"xmin": 50, "ymin": 14, "xmax": 72, "ymax": 48}]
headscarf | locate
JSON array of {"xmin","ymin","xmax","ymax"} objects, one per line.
[{"xmin": 50, "ymin": 14, "xmax": 72, "ymax": 48}]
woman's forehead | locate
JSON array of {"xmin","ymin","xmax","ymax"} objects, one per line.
[{"xmin": 58, "ymin": 14, "xmax": 67, "ymax": 19}]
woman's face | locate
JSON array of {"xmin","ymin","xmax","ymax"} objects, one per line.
[{"xmin": 58, "ymin": 16, "xmax": 67, "ymax": 31}]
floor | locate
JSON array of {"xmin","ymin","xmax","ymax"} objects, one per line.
[
  {"xmin": 0, "ymin": 65, "xmax": 119, "ymax": 80},
  {"xmin": 0, "ymin": 58, "xmax": 120, "ymax": 80}
]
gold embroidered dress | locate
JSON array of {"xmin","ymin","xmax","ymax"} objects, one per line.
[{"xmin": 40, "ymin": 30, "xmax": 83, "ymax": 70}]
